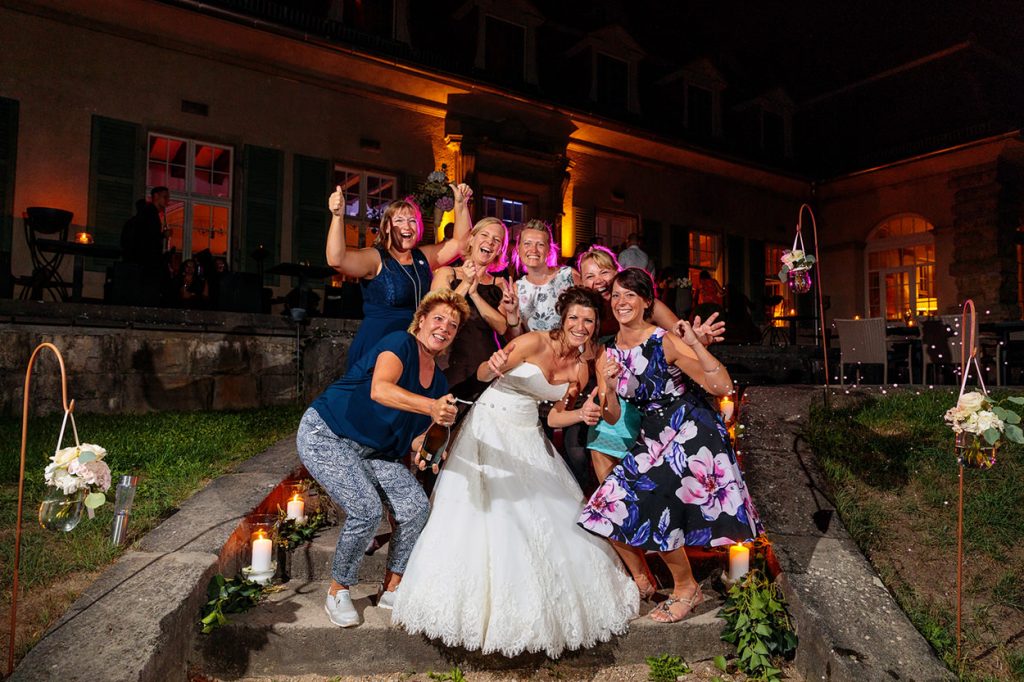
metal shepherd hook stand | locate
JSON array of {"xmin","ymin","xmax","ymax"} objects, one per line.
[
  {"xmin": 794, "ymin": 204, "xmax": 831, "ymax": 394},
  {"xmin": 955, "ymin": 299, "xmax": 981, "ymax": 662},
  {"xmin": 6, "ymin": 342, "xmax": 75, "ymax": 675}
]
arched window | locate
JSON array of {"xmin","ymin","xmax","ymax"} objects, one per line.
[{"xmin": 865, "ymin": 214, "xmax": 936, "ymax": 319}]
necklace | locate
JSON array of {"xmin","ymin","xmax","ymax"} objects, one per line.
[{"xmin": 392, "ymin": 250, "xmax": 423, "ymax": 305}]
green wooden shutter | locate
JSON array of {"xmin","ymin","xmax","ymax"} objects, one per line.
[
  {"xmin": 243, "ymin": 145, "xmax": 283, "ymax": 283},
  {"xmin": 88, "ymin": 116, "xmax": 140, "ymax": 270},
  {"xmin": 0, "ymin": 97, "xmax": 18, "ymax": 254},
  {"xmin": 292, "ymin": 155, "xmax": 330, "ymax": 286}
]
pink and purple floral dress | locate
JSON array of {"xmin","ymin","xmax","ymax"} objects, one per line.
[{"xmin": 577, "ymin": 328, "xmax": 762, "ymax": 551}]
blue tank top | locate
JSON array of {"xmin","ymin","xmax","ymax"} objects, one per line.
[
  {"xmin": 313, "ymin": 331, "xmax": 447, "ymax": 458},
  {"xmin": 346, "ymin": 246, "xmax": 433, "ymax": 370}
]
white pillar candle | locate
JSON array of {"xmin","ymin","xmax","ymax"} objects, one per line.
[
  {"xmin": 251, "ymin": 531, "xmax": 273, "ymax": 572},
  {"xmin": 720, "ymin": 396, "xmax": 735, "ymax": 423},
  {"xmin": 729, "ymin": 543, "xmax": 750, "ymax": 581},
  {"xmin": 286, "ymin": 495, "xmax": 305, "ymax": 522}
]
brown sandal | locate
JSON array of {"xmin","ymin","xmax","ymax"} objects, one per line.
[{"xmin": 649, "ymin": 585, "xmax": 703, "ymax": 623}]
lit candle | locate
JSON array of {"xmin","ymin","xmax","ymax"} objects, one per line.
[
  {"xmin": 75, "ymin": 231, "xmax": 94, "ymax": 244},
  {"xmin": 728, "ymin": 543, "xmax": 750, "ymax": 581},
  {"xmin": 251, "ymin": 530, "xmax": 272, "ymax": 572},
  {"xmin": 286, "ymin": 494, "xmax": 305, "ymax": 523},
  {"xmin": 720, "ymin": 396, "xmax": 734, "ymax": 423}
]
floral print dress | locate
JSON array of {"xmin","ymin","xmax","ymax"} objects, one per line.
[{"xmin": 578, "ymin": 328, "xmax": 762, "ymax": 551}]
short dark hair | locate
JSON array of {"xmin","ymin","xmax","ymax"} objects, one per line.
[
  {"xmin": 612, "ymin": 267, "xmax": 656, "ymax": 318},
  {"xmin": 151, "ymin": 186, "xmax": 169, "ymax": 198}
]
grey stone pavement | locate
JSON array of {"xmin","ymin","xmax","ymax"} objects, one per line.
[{"xmin": 9, "ymin": 386, "xmax": 955, "ymax": 681}]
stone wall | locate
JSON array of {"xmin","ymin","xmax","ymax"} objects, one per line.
[{"xmin": 0, "ymin": 301, "xmax": 357, "ymax": 415}]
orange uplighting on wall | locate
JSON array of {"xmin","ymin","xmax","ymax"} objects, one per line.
[{"xmin": 561, "ymin": 177, "xmax": 576, "ymax": 258}]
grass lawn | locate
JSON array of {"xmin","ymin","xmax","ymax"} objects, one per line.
[
  {"xmin": 0, "ymin": 405, "xmax": 305, "ymax": 665},
  {"xmin": 805, "ymin": 390, "xmax": 1024, "ymax": 681}
]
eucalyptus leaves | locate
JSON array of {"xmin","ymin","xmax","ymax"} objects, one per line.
[
  {"xmin": 944, "ymin": 391, "xmax": 1024, "ymax": 468},
  {"xmin": 44, "ymin": 443, "xmax": 112, "ymax": 512}
]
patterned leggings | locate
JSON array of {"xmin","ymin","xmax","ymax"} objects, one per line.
[{"xmin": 296, "ymin": 408, "xmax": 429, "ymax": 587}]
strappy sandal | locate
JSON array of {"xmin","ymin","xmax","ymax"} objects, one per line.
[
  {"xmin": 649, "ymin": 585, "xmax": 703, "ymax": 623},
  {"xmin": 635, "ymin": 573, "xmax": 658, "ymax": 601}
]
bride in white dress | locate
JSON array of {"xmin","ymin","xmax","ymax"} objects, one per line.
[{"xmin": 391, "ymin": 287, "xmax": 639, "ymax": 658}]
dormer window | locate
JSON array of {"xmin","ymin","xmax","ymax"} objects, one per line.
[
  {"xmin": 485, "ymin": 16, "xmax": 526, "ymax": 83},
  {"xmin": 658, "ymin": 58, "xmax": 726, "ymax": 138},
  {"xmin": 595, "ymin": 52, "xmax": 629, "ymax": 110},
  {"xmin": 733, "ymin": 88, "xmax": 794, "ymax": 159},
  {"xmin": 459, "ymin": 0, "xmax": 542, "ymax": 85},
  {"xmin": 569, "ymin": 25, "xmax": 644, "ymax": 115}
]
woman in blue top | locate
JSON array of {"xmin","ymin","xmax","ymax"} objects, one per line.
[
  {"xmin": 296, "ymin": 289, "xmax": 470, "ymax": 628},
  {"xmin": 327, "ymin": 183, "xmax": 474, "ymax": 370}
]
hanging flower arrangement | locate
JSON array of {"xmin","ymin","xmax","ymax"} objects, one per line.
[
  {"xmin": 778, "ymin": 246, "xmax": 815, "ymax": 295},
  {"xmin": 413, "ymin": 164, "xmax": 455, "ymax": 213},
  {"xmin": 944, "ymin": 390, "xmax": 1024, "ymax": 468}
]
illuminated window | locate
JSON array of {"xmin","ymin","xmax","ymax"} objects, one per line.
[
  {"xmin": 334, "ymin": 165, "xmax": 397, "ymax": 247},
  {"xmin": 764, "ymin": 243, "xmax": 793, "ymax": 324},
  {"xmin": 483, "ymin": 194, "xmax": 527, "ymax": 227},
  {"xmin": 688, "ymin": 231, "xmax": 720, "ymax": 283},
  {"xmin": 865, "ymin": 214, "xmax": 936, "ymax": 319},
  {"xmin": 147, "ymin": 134, "xmax": 232, "ymax": 259}
]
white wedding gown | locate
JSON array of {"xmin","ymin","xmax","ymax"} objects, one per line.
[{"xmin": 392, "ymin": 363, "xmax": 639, "ymax": 658}]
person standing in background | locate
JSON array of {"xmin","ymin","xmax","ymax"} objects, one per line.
[{"xmin": 617, "ymin": 232, "xmax": 651, "ymax": 272}]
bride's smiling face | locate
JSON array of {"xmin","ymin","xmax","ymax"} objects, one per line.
[{"xmin": 561, "ymin": 303, "xmax": 597, "ymax": 346}]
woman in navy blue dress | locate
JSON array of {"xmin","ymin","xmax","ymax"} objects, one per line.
[
  {"xmin": 326, "ymin": 182, "xmax": 474, "ymax": 370},
  {"xmin": 578, "ymin": 268, "xmax": 762, "ymax": 623}
]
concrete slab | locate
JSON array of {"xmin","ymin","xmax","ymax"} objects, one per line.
[
  {"xmin": 11, "ymin": 550, "xmax": 219, "ymax": 682},
  {"xmin": 196, "ymin": 580, "xmax": 730, "ymax": 679},
  {"xmin": 741, "ymin": 386, "xmax": 954, "ymax": 681},
  {"xmin": 231, "ymin": 435, "xmax": 301, "ymax": 475},
  {"xmin": 138, "ymin": 472, "xmax": 282, "ymax": 555}
]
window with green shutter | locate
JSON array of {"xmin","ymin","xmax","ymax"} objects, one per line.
[
  {"xmin": 292, "ymin": 155, "xmax": 330, "ymax": 285},
  {"xmin": 242, "ymin": 145, "xmax": 282, "ymax": 283},
  {"xmin": 88, "ymin": 116, "xmax": 141, "ymax": 270},
  {"xmin": 0, "ymin": 97, "xmax": 19, "ymax": 254}
]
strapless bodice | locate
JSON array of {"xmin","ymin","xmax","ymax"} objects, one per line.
[{"xmin": 474, "ymin": 363, "xmax": 568, "ymax": 425}]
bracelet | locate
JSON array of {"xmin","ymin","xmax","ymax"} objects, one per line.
[{"xmin": 703, "ymin": 363, "xmax": 721, "ymax": 374}]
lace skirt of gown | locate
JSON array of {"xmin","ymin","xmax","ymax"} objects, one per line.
[{"xmin": 391, "ymin": 363, "xmax": 639, "ymax": 658}]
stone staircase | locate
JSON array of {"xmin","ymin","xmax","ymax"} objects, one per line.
[{"xmin": 193, "ymin": 525, "xmax": 733, "ymax": 679}]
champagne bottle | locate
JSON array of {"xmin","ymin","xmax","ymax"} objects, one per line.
[{"xmin": 417, "ymin": 423, "xmax": 450, "ymax": 468}]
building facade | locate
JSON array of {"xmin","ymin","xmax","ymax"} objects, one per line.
[{"xmin": 2, "ymin": 0, "xmax": 1022, "ymax": 322}]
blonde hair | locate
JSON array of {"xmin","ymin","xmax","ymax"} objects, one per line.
[
  {"xmin": 407, "ymin": 289, "xmax": 471, "ymax": 334},
  {"xmin": 576, "ymin": 245, "xmax": 620, "ymax": 273},
  {"xmin": 374, "ymin": 200, "xmax": 423, "ymax": 252},
  {"xmin": 464, "ymin": 217, "xmax": 509, "ymax": 273},
  {"xmin": 511, "ymin": 219, "xmax": 561, "ymax": 273}
]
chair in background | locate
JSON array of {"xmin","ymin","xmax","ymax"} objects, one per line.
[
  {"xmin": 15, "ymin": 207, "xmax": 73, "ymax": 301},
  {"xmin": 920, "ymin": 318, "xmax": 960, "ymax": 384},
  {"xmin": 835, "ymin": 317, "xmax": 888, "ymax": 386}
]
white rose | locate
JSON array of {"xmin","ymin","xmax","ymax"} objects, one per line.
[
  {"xmin": 974, "ymin": 411, "xmax": 1004, "ymax": 434},
  {"xmin": 957, "ymin": 392, "xmax": 986, "ymax": 414},
  {"xmin": 52, "ymin": 446, "xmax": 81, "ymax": 467},
  {"xmin": 790, "ymin": 249, "xmax": 804, "ymax": 261},
  {"xmin": 50, "ymin": 469, "xmax": 81, "ymax": 495}
]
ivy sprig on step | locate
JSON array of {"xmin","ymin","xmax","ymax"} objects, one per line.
[
  {"xmin": 720, "ymin": 568, "xmax": 798, "ymax": 681},
  {"xmin": 275, "ymin": 509, "xmax": 330, "ymax": 551},
  {"xmin": 199, "ymin": 574, "xmax": 266, "ymax": 633},
  {"xmin": 645, "ymin": 654, "xmax": 691, "ymax": 681}
]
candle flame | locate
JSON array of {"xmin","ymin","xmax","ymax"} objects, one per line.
[
  {"xmin": 254, "ymin": 529, "xmax": 267, "ymax": 541},
  {"xmin": 290, "ymin": 493, "xmax": 302, "ymax": 502},
  {"xmin": 75, "ymin": 231, "xmax": 94, "ymax": 244}
]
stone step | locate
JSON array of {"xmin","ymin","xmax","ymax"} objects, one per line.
[
  {"xmin": 194, "ymin": 577, "xmax": 731, "ymax": 679},
  {"xmin": 282, "ymin": 523, "xmax": 391, "ymax": 584}
]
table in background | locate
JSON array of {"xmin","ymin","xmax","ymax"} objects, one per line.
[{"xmin": 34, "ymin": 238, "xmax": 122, "ymax": 302}]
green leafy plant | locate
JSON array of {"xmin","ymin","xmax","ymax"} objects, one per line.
[
  {"xmin": 720, "ymin": 568, "xmax": 797, "ymax": 681},
  {"xmin": 275, "ymin": 508, "xmax": 330, "ymax": 551},
  {"xmin": 199, "ymin": 574, "xmax": 265, "ymax": 633},
  {"xmin": 428, "ymin": 666, "xmax": 466, "ymax": 682},
  {"xmin": 645, "ymin": 653, "xmax": 691, "ymax": 681}
]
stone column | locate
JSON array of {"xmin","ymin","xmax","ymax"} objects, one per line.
[{"xmin": 948, "ymin": 159, "xmax": 1022, "ymax": 320}]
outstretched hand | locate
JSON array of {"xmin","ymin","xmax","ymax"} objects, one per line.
[
  {"xmin": 674, "ymin": 312, "xmax": 725, "ymax": 346},
  {"xmin": 451, "ymin": 182, "xmax": 473, "ymax": 207}
]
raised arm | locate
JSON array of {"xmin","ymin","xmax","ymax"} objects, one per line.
[
  {"xmin": 370, "ymin": 351, "xmax": 457, "ymax": 425},
  {"xmin": 421, "ymin": 182, "xmax": 473, "ymax": 269},
  {"xmin": 662, "ymin": 323, "xmax": 733, "ymax": 396},
  {"xmin": 326, "ymin": 185, "xmax": 383, "ymax": 280}
]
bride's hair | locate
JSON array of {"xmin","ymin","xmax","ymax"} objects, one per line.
[{"xmin": 551, "ymin": 286, "xmax": 603, "ymax": 345}]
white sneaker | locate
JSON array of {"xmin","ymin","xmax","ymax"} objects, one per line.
[
  {"xmin": 377, "ymin": 587, "xmax": 398, "ymax": 610},
  {"xmin": 324, "ymin": 590, "xmax": 360, "ymax": 627}
]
